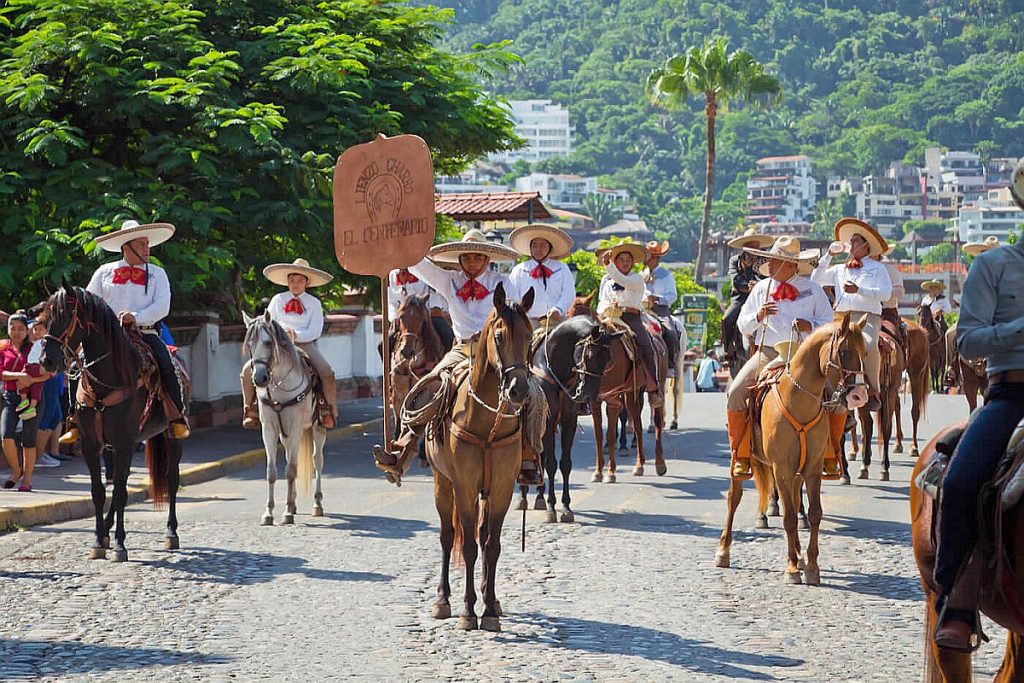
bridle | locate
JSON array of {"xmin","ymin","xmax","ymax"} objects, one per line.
[
  {"xmin": 784, "ymin": 326, "xmax": 867, "ymax": 410},
  {"xmin": 467, "ymin": 313, "xmax": 530, "ymax": 417},
  {"xmin": 539, "ymin": 328, "xmax": 610, "ymax": 403},
  {"xmin": 43, "ymin": 294, "xmax": 114, "ymax": 391},
  {"xmin": 245, "ymin": 320, "xmax": 311, "ymax": 438}
]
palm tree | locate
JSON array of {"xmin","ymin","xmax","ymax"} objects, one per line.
[
  {"xmin": 582, "ymin": 192, "xmax": 624, "ymax": 228},
  {"xmin": 647, "ymin": 38, "xmax": 781, "ymax": 286}
]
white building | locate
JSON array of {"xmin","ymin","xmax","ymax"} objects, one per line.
[
  {"xmin": 435, "ymin": 170, "xmax": 509, "ymax": 195},
  {"xmin": 489, "ymin": 100, "xmax": 572, "ymax": 164},
  {"xmin": 953, "ymin": 187, "xmax": 1024, "ymax": 242},
  {"xmin": 516, "ymin": 173, "xmax": 597, "ymax": 209},
  {"xmin": 746, "ymin": 155, "xmax": 817, "ymax": 225}
]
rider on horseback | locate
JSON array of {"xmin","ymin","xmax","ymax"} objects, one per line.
[
  {"xmin": 63, "ymin": 220, "xmax": 189, "ymax": 442},
  {"xmin": 372, "ymin": 230, "xmax": 544, "ymax": 487},
  {"xmin": 726, "ymin": 236, "xmax": 832, "ymax": 479},
  {"xmin": 921, "ymin": 279, "xmax": 953, "ymax": 338},
  {"xmin": 643, "ymin": 241, "xmax": 681, "ymax": 372},
  {"xmin": 507, "ymin": 223, "xmax": 575, "ymax": 332},
  {"xmin": 387, "ymin": 267, "xmax": 454, "ymax": 352},
  {"xmin": 597, "ymin": 242, "xmax": 663, "ymax": 409},
  {"xmin": 722, "ymin": 229, "xmax": 771, "ymax": 373},
  {"xmin": 241, "ymin": 259, "xmax": 337, "ymax": 430},
  {"xmin": 810, "ymin": 218, "xmax": 892, "ymax": 413},
  {"xmin": 880, "ymin": 248, "xmax": 908, "ymax": 351}
]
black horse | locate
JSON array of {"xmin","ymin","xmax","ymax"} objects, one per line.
[
  {"xmin": 40, "ymin": 286, "xmax": 187, "ymax": 562},
  {"xmin": 529, "ymin": 317, "xmax": 618, "ymax": 522}
]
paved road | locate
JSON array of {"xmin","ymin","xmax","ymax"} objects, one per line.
[{"xmin": 0, "ymin": 394, "xmax": 1006, "ymax": 681}]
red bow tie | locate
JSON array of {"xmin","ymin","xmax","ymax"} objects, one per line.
[
  {"xmin": 772, "ymin": 281, "xmax": 799, "ymax": 302},
  {"xmin": 456, "ymin": 278, "xmax": 489, "ymax": 303},
  {"xmin": 845, "ymin": 257, "xmax": 863, "ymax": 270},
  {"xmin": 530, "ymin": 263, "xmax": 553, "ymax": 279},
  {"xmin": 112, "ymin": 265, "xmax": 147, "ymax": 286},
  {"xmin": 395, "ymin": 271, "xmax": 418, "ymax": 286},
  {"xmin": 283, "ymin": 297, "xmax": 304, "ymax": 315}
]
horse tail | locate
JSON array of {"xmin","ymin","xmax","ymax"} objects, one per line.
[
  {"xmin": 146, "ymin": 433, "xmax": 170, "ymax": 507},
  {"xmin": 750, "ymin": 459, "xmax": 774, "ymax": 517},
  {"xmin": 297, "ymin": 427, "xmax": 314, "ymax": 496}
]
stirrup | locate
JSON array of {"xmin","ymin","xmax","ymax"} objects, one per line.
[
  {"xmin": 59, "ymin": 427, "xmax": 80, "ymax": 445},
  {"xmin": 518, "ymin": 462, "xmax": 544, "ymax": 487},
  {"xmin": 171, "ymin": 420, "xmax": 190, "ymax": 440},
  {"xmin": 242, "ymin": 416, "xmax": 261, "ymax": 430},
  {"xmin": 371, "ymin": 445, "xmax": 404, "ymax": 487}
]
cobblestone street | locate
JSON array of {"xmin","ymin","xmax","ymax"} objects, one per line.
[{"xmin": 0, "ymin": 395, "xmax": 1005, "ymax": 681}]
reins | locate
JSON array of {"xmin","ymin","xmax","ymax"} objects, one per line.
[{"xmin": 246, "ymin": 320, "xmax": 312, "ymax": 439}]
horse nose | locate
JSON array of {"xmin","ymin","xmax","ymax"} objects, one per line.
[
  {"xmin": 252, "ymin": 366, "xmax": 270, "ymax": 387},
  {"xmin": 401, "ymin": 346, "xmax": 415, "ymax": 360},
  {"xmin": 506, "ymin": 376, "xmax": 530, "ymax": 405},
  {"xmin": 846, "ymin": 386, "xmax": 868, "ymax": 410}
]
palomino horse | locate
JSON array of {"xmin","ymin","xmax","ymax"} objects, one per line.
[
  {"xmin": 531, "ymin": 317, "xmax": 618, "ymax": 523},
  {"xmin": 243, "ymin": 312, "xmax": 328, "ymax": 525},
  {"xmin": 715, "ymin": 315, "xmax": 869, "ymax": 585},
  {"xmin": 918, "ymin": 304, "xmax": 948, "ymax": 395},
  {"xmin": 912, "ymin": 425, "xmax": 1024, "ymax": 682},
  {"xmin": 429, "ymin": 284, "xmax": 535, "ymax": 632},
  {"xmin": 40, "ymin": 286, "xmax": 188, "ymax": 561},
  {"xmin": 945, "ymin": 323, "xmax": 988, "ymax": 415}
]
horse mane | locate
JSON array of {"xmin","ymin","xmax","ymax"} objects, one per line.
[
  {"xmin": 54, "ymin": 287, "xmax": 139, "ymax": 387},
  {"xmin": 244, "ymin": 316, "xmax": 300, "ymax": 367}
]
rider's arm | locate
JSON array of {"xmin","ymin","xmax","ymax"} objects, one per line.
[
  {"xmin": 736, "ymin": 281, "xmax": 764, "ymax": 336},
  {"xmin": 408, "ymin": 258, "xmax": 453, "ymax": 301},
  {"xmin": 604, "ymin": 263, "xmax": 644, "ymax": 298},
  {"xmin": 291, "ymin": 296, "xmax": 323, "ymax": 344},
  {"xmin": 809, "ymin": 257, "xmax": 836, "ymax": 288},
  {"xmin": 132, "ymin": 267, "xmax": 171, "ymax": 327},
  {"xmin": 958, "ymin": 255, "xmax": 1024, "ymax": 359}
]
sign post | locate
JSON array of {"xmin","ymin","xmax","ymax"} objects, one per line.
[
  {"xmin": 681, "ymin": 293, "xmax": 711, "ymax": 353},
  {"xmin": 332, "ymin": 134, "xmax": 435, "ymax": 453}
]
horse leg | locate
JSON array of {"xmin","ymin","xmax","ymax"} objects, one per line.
[
  {"xmin": 261, "ymin": 425, "xmax": 278, "ymax": 525},
  {"xmin": 994, "ymin": 632, "xmax": 1024, "ymax": 683},
  {"xmin": 715, "ymin": 477, "xmax": 745, "ymax": 568},
  {"xmin": 432, "ymin": 470, "xmax": 454, "ymax": 620},
  {"xmin": 653, "ymin": 403, "xmax": 666, "ymax": 476},
  {"xmin": 559, "ymin": 411, "xmax": 575, "ymax": 523},
  {"xmin": 803, "ymin": 474, "xmax": 823, "ymax": 586},
  {"xmin": 767, "ymin": 488, "xmax": 780, "ymax": 519},
  {"xmin": 776, "ymin": 473, "xmax": 803, "ymax": 584},
  {"xmin": 849, "ymin": 421, "xmax": 859, "ymax": 461},
  {"xmin": 164, "ymin": 437, "xmax": 182, "ymax": 550},
  {"xmin": 82, "ymin": 434, "xmax": 109, "ymax": 559},
  {"xmin": 455, "ymin": 491, "xmax": 480, "ymax": 630},
  {"xmin": 627, "ymin": 394, "xmax": 646, "ymax": 477},
  {"xmin": 282, "ymin": 433, "xmax": 300, "ymax": 525},
  {"xmin": 893, "ymin": 397, "xmax": 905, "ymax": 453},
  {"xmin": 910, "ymin": 371, "xmax": 925, "ymax": 458},
  {"xmin": 858, "ymin": 408, "xmax": 873, "ymax": 480},
  {"xmin": 108, "ymin": 442, "xmax": 132, "ymax": 562},
  {"xmin": 618, "ymin": 408, "xmax": 629, "ymax": 454},
  {"xmin": 312, "ymin": 428, "xmax": 326, "ymax": 517},
  {"xmin": 479, "ymin": 490, "xmax": 512, "ymax": 632},
  {"xmin": 590, "ymin": 402, "xmax": 605, "ymax": 482},
  {"xmin": 605, "ymin": 403, "xmax": 619, "ymax": 483},
  {"xmin": 542, "ymin": 414, "xmax": 558, "ymax": 523}
]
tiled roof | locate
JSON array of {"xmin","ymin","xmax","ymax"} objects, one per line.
[{"xmin": 434, "ymin": 191, "xmax": 552, "ymax": 222}]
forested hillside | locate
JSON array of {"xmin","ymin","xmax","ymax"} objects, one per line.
[{"xmin": 439, "ymin": 0, "xmax": 1024, "ymax": 257}]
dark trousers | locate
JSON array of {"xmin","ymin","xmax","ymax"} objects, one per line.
[
  {"xmin": 621, "ymin": 312, "xmax": 658, "ymax": 391},
  {"xmin": 935, "ymin": 383, "xmax": 1024, "ymax": 595},
  {"xmin": 142, "ymin": 334, "xmax": 184, "ymax": 416},
  {"xmin": 722, "ymin": 300, "xmax": 743, "ymax": 358},
  {"xmin": 431, "ymin": 315, "xmax": 455, "ymax": 353}
]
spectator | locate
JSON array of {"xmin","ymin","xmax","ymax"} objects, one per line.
[
  {"xmin": 1, "ymin": 313, "xmax": 45, "ymax": 491},
  {"xmin": 696, "ymin": 350, "xmax": 722, "ymax": 393},
  {"xmin": 28, "ymin": 320, "xmax": 63, "ymax": 468}
]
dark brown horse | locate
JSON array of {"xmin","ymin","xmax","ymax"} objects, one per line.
[
  {"xmin": 918, "ymin": 304, "xmax": 948, "ymax": 395},
  {"xmin": 390, "ymin": 295, "xmax": 444, "ymax": 436}
]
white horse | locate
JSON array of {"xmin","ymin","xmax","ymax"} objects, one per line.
[
  {"xmin": 666, "ymin": 312, "xmax": 688, "ymax": 430},
  {"xmin": 243, "ymin": 312, "xmax": 327, "ymax": 525}
]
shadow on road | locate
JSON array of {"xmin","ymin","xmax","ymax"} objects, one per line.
[
  {"xmin": 580, "ymin": 509, "xmax": 721, "ymax": 538},
  {"xmin": 827, "ymin": 569, "xmax": 923, "ymax": 601},
  {"xmin": 0, "ymin": 638, "xmax": 230, "ymax": 676},
  {"xmin": 320, "ymin": 513, "xmax": 432, "ymax": 540}
]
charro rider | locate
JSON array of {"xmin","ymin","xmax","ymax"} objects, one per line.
[
  {"xmin": 722, "ymin": 228, "xmax": 772, "ymax": 370},
  {"xmin": 387, "ymin": 266, "xmax": 455, "ymax": 352},
  {"xmin": 372, "ymin": 230, "xmax": 543, "ymax": 487},
  {"xmin": 810, "ymin": 218, "xmax": 892, "ymax": 412},
  {"xmin": 241, "ymin": 259, "xmax": 338, "ymax": 430},
  {"xmin": 921, "ymin": 279, "xmax": 953, "ymax": 334},
  {"xmin": 597, "ymin": 241, "xmax": 663, "ymax": 409},
  {"xmin": 63, "ymin": 219, "xmax": 189, "ymax": 443},
  {"xmin": 726, "ymin": 236, "xmax": 833, "ymax": 479},
  {"xmin": 507, "ymin": 223, "xmax": 575, "ymax": 332},
  {"xmin": 643, "ymin": 241, "xmax": 681, "ymax": 373},
  {"xmin": 879, "ymin": 246, "xmax": 907, "ymax": 350}
]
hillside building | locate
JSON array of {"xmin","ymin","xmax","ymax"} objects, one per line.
[
  {"xmin": 745, "ymin": 155, "xmax": 817, "ymax": 226},
  {"xmin": 953, "ymin": 187, "xmax": 1024, "ymax": 242},
  {"xmin": 515, "ymin": 172, "xmax": 598, "ymax": 209},
  {"xmin": 488, "ymin": 100, "xmax": 573, "ymax": 164}
]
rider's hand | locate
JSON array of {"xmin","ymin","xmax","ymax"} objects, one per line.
[
  {"xmin": 828, "ymin": 241, "xmax": 846, "ymax": 256},
  {"xmin": 118, "ymin": 311, "xmax": 136, "ymax": 327},
  {"xmin": 600, "ymin": 251, "xmax": 612, "ymax": 266},
  {"xmin": 793, "ymin": 319, "xmax": 812, "ymax": 333},
  {"xmin": 285, "ymin": 326, "xmax": 297, "ymax": 342},
  {"xmin": 757, "ymin": 301, "xmax": 778, "ymax": 322},
  {"xmin": 843, "ymin": 281, "xmax": 859, "ymax": 294}
]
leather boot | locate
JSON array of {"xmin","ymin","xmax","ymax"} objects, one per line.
[
  {"xmin": 518, "ymin": 444, "xmax": 544, "ymax": 487},
  {"xmin": 242, "ymin": 406, "xmax": 260, "ymax": 430},
  {"xmin": 727, "ymin": 410, "xmax": 752, "ymax": 480},
  {"xmin": 371, "ymin": 426, "xmax": 422, "ymax": 487},
  {"xmin": 823, "ymin": 411, "xmax": 846, "ymax": 479},
  {"xmin": 935, "ymin": 554, "xmax": 987, "ymax": 652},
  {"xmin": 59, "ymin": 421, "xmax": 80, "ymax": 445}
]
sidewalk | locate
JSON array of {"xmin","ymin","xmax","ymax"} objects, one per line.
[{"xmin": 0, "ymin": 398, "xmax": 385, "ymax": 531}]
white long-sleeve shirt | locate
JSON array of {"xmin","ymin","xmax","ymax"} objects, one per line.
[
  {"xmin": 386, "ymin": 269, "xmax": 446, "ymax": 318},
  {"xmin": 810, "ymin": 255, "xmax": 892, "ymax": 315},
  {"xmin": 644, "ymin": 266, "xmax": 678, "ymax": 308},
  {"xmin": 881, "ymin": 263, "xmax": 905, "ymax": 309},
  {"xmin": 408, "ymin": 259, "xmax": 511, "ymax": 341},
  {"xmin": 508, "ymin": 259, "xmax": 575, "ymax": 318},
  {"xmin": 922, "ymin": 293, "xmax": 953, "ymax": 317},
  {"xmin": 737, "ymin": 275, "xmax": 834, "ymax": 348},
  {"xmin": 268, "ymin": 291, "xmax": 323, "ymax": 344},
  {"xmin": 597, "ymin": 263, "xmax": 646, "ymax": 315},
  {"xmin": 87, "ymin": 260, "xmax": 171, "ymax": 328}
]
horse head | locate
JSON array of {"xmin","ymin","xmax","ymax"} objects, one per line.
[
  {"xmin": 40, "ymin": 285, "xmax": 89, "ymax": 374},
  {"xmin": 572, "ymin": 323, "xmax": 621, "ymax": 405},
  {"xmin": 394, "ymin": 294, "xmax": 436, "ymax": 364},
  {"xmin": 244, "ymin": 311, "xmax": 294, "ymax": 389},
  {"xmin": 481, "ymin": 283, "xmax": 534, "ymax": 407},
  {"xmin": 823, "ymin": 312, "xmax": 870, "ymax": 410},
  {"xmin": 569, "ymin": 290, "xmax": 597, "ymax": 319}
]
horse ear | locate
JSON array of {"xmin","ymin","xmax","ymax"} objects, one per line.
[
  {"xmin": 263, "ymin": 310, "xmax": 272, "ymax": 323},
  {"xmin": 585, "ymin": 290, "xmax": 596, "ymax": 305},
  {"xmin": 521, "ymin": 286, "xmax": 535, "ymax": 314},
  {"xmin": 590, "ymin": 324, "xmax": 603, "ymax": 340},
  {"xmin": 493, "ymin": 282, "xmax": 506, "ymax": 311},
  {"xmin": 839, "ymin": 311, "xmax": 852, "ymax": 332},
  {"xmin": 856, "ymin": 313, "xmax": 869, "ymax": 331},
  {"xmin": 242, "ymin": 311, "xmax": 253, "ymax": 326}
]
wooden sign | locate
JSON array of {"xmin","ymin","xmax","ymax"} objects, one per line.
[{"xmin": 333, "ymin": 134, "xmax": 436, "ymax": 278}]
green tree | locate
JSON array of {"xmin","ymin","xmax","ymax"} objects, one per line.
[
  {"xmin": 581, "ymin": 192, "xmax": 624, "ymax": 228},
  {"xmin": 0, "ymin": 0, "xmax": 519, "ymax": 316},
  {"xmin": 646, "ymin": 38, "xmax": 781, "ymax": 286},
  {"xmin": 920, "ymin": 242, "xmax": 954, "ymax": 265},
  {"xmin": 810, "ymin": 194, "xmax": 846, "ymax": 238}
]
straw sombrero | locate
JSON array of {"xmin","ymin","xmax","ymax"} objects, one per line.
[
  {"xmin": 963, "ymin": 236, "xmax": 1000, "ymax": 257},
  {"xmin": 263, "ymin": 258, "xmax": 333, "ymax": 287},
  {"xmin": 1012, "ymin": 159, "xmax": 1024, "ymax": 211},
  {"xmin": 605, "ymin": 241, "xmax": 647, "ymax": 264},
  {"xmin": 428, "ymin": 229, "xmax": 519, "ymax": 264},
  {"xmin": 727, "ymin": 228, "xmax": 773, "ymax": 250},
  {"xmin": 742, "ymin": 236, "xmax": 819, "ymax": 277},
  {"xmin": 509, "ymin": 223, "xmax": 574, "ymax": 260},
  {"xmin": 645, "ymin": 240, "xmax": 670, "ymax": 258},
  {"xmin": 95, "ymin": 219, "xmax": 176, "ymax": 253},
  {"xmin": 834, "ymin": 217, "xmax": 888, "ymax": 258},
  {"xmin": 920, "ymin": 279, "xmax": 946, "ymax": 293}
]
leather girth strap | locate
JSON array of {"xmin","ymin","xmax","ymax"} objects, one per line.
[
  {"xmin": 771, "ymin": 384, "xmax": 825, "ymax": 474},
  {"xmin": 448, "ymin": 401, "xmax": 521, "ymax": 500}
]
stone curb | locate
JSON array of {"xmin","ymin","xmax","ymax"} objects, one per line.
[{"xmin": 0, "ymin": 418, "xmax": 384, "ymax": 533}]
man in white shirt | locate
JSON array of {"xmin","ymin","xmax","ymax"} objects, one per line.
[
  {"xmin": 644, "ymin": 240, "xmax": 681, "ymax": 371},
  {"xmin": 810, "ymin": 217, "xmax": 892, "ymax": 412},
  {"xmin": 241, "ymin": 259, "xmax": 337, "ymax": 430},
  {"xmin": 386, "ymin": 267, "xmax": 454, "ymax": 352},
  {"xmin": 507, "ymin": 223, "xmax": 575, "ymax": 331},
  {"xmin": 82, "ymin": 219, "xmax": 189, "ymax": 439},
  {"xmin": 921, "ymin": 280, "xmax": 953, "ymax": 318},
  {"xmin": 728, "ymin": 236, "xmax": 832, "ymax": 479}
]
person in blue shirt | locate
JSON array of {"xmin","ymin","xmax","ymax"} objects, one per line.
[{"xmin": 695, "ymin": 350, "xmax": 721, "ymax": 392}]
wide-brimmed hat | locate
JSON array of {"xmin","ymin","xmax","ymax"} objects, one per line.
[
  {"xmin": 95, "ymin": 219, "xmax": 176, "ymax": 253},
  {"xmin": 428, "ymin": 229, "xmax": 519, "ymax": 264},
  {"xmin": 727, "ymin": 228, "xmax": 773, "ymax": 250},
  {"xmin": 1012, "ymin": 159, "xmax": 1024, "ymax": 211},
  {"xmin": 263, "ymin": 258, "xmax": 333, "ymax": 287},
  {"xmin": 509, "ymin": 224, "xmax": 574, "ymax": 260},
  {"xmin": 920, "ymin": 279, "xmax": 946, "ymax": 293},
  {"xmin": 963, "ymin": 236, "xmax": 1000, "ymax": 257},
  {"xmin": 645, "ymin": 240, "xmax": 670, "ymax": 258},
  {"xmin": 605, "ymin": 241, "xmax": 647, "ymax": 264},
  {"xmin": 743, "ymin": 236, "xmax": 819, "ymax": 277},
  {"xmin": 834, "ymin": 217, "xmax": 888, "ymax": 258}
]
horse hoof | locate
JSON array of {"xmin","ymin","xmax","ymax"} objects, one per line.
[
  {"xmin": 545, "ymin": 509, "xmax": 557, "ymax": 524},
  {"xmin": 89, "ymin": 547, "xmax": 107, "ymax": 560},
  {"xmin": 312, "ymin": 506, "xmax": 324, "ymax": 518},
  {"xmin": 633, "ymin": 466, "xmax": 644, "ymax": 477},
  {"xmin": 495, "ymin": 601, "xmax": 502, "ymax": 617},
  {"xmin": 618, "ymin": 447, "xmax": 630, "ymax": 457},
  {"xmin": 670, "ymin": 421, "xmax": 678, "ymax": 430},
  {"xmin": 647, "ymin": 424, "xmax": 656, "ymax": 434},
  {"xmin": 516, "ymin": 497, "xmax": 528, "ymax": 512},
  {"xmin": 261, "ymin": 515, "xmax": 274, "ymax": 526},
  {"xmin": 112, "ymin": 549, "xmax": 128, "ymax": 563},
  {"xmin": 481, "ymin": 616, "xmax": 501, "ymax": 632},
  {"xmin": 282, "ymin": 514, "xmax": 295, "ymax": 525},
  {"xmin": 849, "ymin": 451, "xmax": 858, "ymax": 462},
  {"xmin": 656, "ymin": 461, "xmax": 667, "ymax": 476},
  {"xmin": 101, "ymin": 536, "xmax": 111, "ymax": 549},
  {"xmin": 560, "ymin": 510, "xmax": 575, "ymax": 523},
  {"xmin": 894, "ymin": 444, "xmax": 904, "ymax": 454},
  {"xmin": 457, "ymin": 615, "xmax": 478, "ymax": 631},
  {"xmin": 880, "ymin": 471, "xmax": 890, "ymax": 482},
  {"xmin": 840, "ymin": 474, "xmax": 851, "ymax": 486},
  {"xmin": 756, "ymin": 516, "xmax": 769, "ymax": 530},
  {"xmin": 799, "ymin": 517, "xmax": 810, "ymax": 531},
  {"xmin": 606, "ymin": 473, "xmax": 616, "ymax": 484},
  {"xmin": 910, "ymin": 447, "xmax": 920, "ymax": 459},
  {"xmin": 432, "ymin": 603, "xmax": 452, "ymax": 620},
  {"xmin": 804, "ymin": 569, "xmax": 821, "ymax": 586},
  {"xmin": 533, "ymin": 495, "xmax": 546, "ymax": 511},
  {"xmin": 714, "ymin": 550, "xmax": 730, "ymax": 568},
  {"xmin": 787, "ymin": 571, "xmax": 802, "ymax": 585},
  {"xmin": 858, "ymin": 467, "xmax": 869, "ymax": 480},
  {"xmin": 164, "ymin": 536, "xmax": 180, "ymax": 550},
  {"xmin": 767, "ymin": 502, "xmax": 780, "ymax": 517},
  {"xmin": 591, "ymin": 472, "xmax": 603, "ymax": 483}
]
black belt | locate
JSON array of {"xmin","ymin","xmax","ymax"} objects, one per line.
[{"xmin": 989, "ymin": 370, "xmax": 1024, "ymax": 385}]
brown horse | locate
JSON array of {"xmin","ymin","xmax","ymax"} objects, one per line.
[
  {"xmin": 945, "ymin": 323, "xmax": 988, "ymax": 414},
  {"xmin": 428, "ymin": 284, "xmax": 535, "ymax": 632},
  {"xmin": 854, "ymin": 324, "xmax": 906, "ymax": 481},
  {"xmin": 891, "ymin": 320, "xmax": 932, "ymax": 459},
  {"xmin": 715, "ymin": 315, "xmax": 869, "ymax": 585},
  {"xmin": 390, "ymin": 295, "xmax": 444, "ymax": 436},
  {"xmin": 912, "ymin": 425, "xmax": 1024, "ymax": 682},
  {"xmin": 919, "ymin": 304, "xmax": 948, "ymax": 395},
  {"xmin": 569, "ymin": 294, "xmax": 666, "ymax": 482}
]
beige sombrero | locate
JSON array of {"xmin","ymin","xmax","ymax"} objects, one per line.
[
  {"xmin": 963, "ymin": 236, "xmax": 1000, "ymax": 257},
  {"xmin": 727, "ymin": 228, "xmax": 773, "ymax": 250},
  {"xmin": 920, "ymin": 279, "xmax": 946, "ymax": 293},
  {"xmin": 834, "ymin": 217, "xmax": 888, "ymax": 258},
  {"xmin": 428, "ymin": 229, "xmax": 519, "ymax": 264},
  {"xmin": 95, "ymin": 219, "xmax": 176, "ymax": 253},
  {"xmin": 263, "ymin": 258, "xmax": 333, "ymax": 287},
  {"xmin": 509, "ymin": 224, "xmax": 574, "ymax": 260},
  {"xmin": 645, "ymin": 240, "xmax": 670, "ymax": 258},
  {"xmin": 605, "ymin": 241, "xmax": 647, "ymax": 264},
  {"xmin": 743, "ymin": 236, "xmax": 819, "ymax": 277}
]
